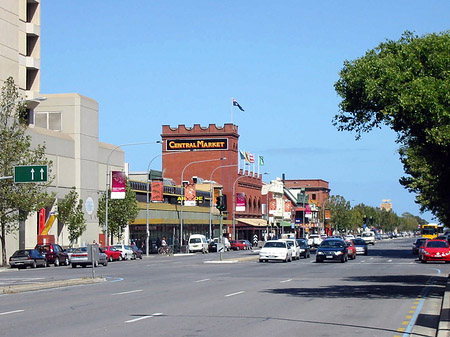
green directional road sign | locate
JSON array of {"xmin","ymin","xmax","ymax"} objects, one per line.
[{"xmin": 14, "ymin": 165, "xmax": 48, "ymax": 183}]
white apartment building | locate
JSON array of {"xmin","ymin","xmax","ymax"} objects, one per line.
[{"xmin": 0, "ymin": 1, "xmax": 125, "ymax": 262}]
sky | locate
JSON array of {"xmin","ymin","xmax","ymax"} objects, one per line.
[{"xmin": 40, "ymin": 1, "xmax": 450, "ymax": 222}]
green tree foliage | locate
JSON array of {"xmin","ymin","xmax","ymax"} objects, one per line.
[
  {"xmin": 333, "ymin": 31, "xmax": 450, "ymax": 226},
  {"xmin": 0, "ymin": 77, "xmax": 54, "ymax": 266},
  {"xmin": 97, "ymin": 178, "xmax": 138, "ymax": 244},
  {"xmin": 328, "ymin": 195, "xmax": 352, "ymax": 232},
  {"xmin": 56, "ymin": 187, "xmax": 86, "ymax": 245}
]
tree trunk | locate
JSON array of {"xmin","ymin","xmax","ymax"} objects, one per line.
[{"xmin": 1, "ymin": 222, "xmax": 6, "ymax": 267}]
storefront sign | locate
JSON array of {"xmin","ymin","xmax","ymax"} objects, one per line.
[{"xmin": 167, "ymin": 138, "xmax": 228, "ymax": 151}]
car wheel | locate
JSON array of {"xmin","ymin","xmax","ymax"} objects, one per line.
[
  {"xmin": 54, "ymin": 258, "xmax": 60, "ymax": 267},
  {"xmin": 341, "ymin": 256, "xmax": 345, "ymax": 263},
  {"xmin": 259, "ymin": 259, "xmax": 263, "ymax": 263},
  {"xmin": 65, "ymin": 258, "xmax": 69, "ymax": 266},
  {"xmin": 119, "ymin": 255, "xmax": 123, "ymax": 261},
  {"xmin": 103, "ymin": 260, "xmax": 108, "ymax": 266},
  {"xmin": 94, "ymin": 260, "xmax": 99, "ymax": 267},
  {"xmin": 32, "ymin": 260, "xmax": 37, "ymax": 268},
  {"xmin": 72, "ymin": 264, "xmax": 77, "ymax": 268},
  {"xmin": 421, "ymin": 259, "xmax": 427, "ymax": 263},
  {"xmin": 316, "ymin": 258, "xmax": 322, "ymax": 263},
  {"xmin": 109, "ymin": 256, "xmax": 113, "ymax": 262}
]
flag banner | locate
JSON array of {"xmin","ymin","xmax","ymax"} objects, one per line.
[
  {"xmin": 236, "ymin": 192, "xmax": 246, "ymax": 212},
  {"xmin": 232, "ymin": 98, "xmax": 245, "ymax": 111},
  {"xmin": 184, "ymin": 183, "xmax": 196, "ymax": 206},
  {"xmin": 269, "ymin": 198, "xmax": 277, "ymax": 215},
  {"xmin": 239, "ymin": 150, "xmax": 246, "ymax": 160},
  {"xmin": 325, "ymin": 209, "xmax": 331, "ymax": 220},
  {"xmin": 259, "ymin": 156, "xmax": 264, "ymax": 166},
  {"xmin": 305, "ymin": 204, "xmax": 312, "ymax": 218},
  {"xmin": 151, "ymin": 181, "xmax": 164, "ymax": 202},
  {"xmin": 245, "ymin": 151, "xmax": 255, "ymax": 163},
  {"xmin": 111, "ymin": 171, "xmax": 126, "ymax": 199},
  {"xmin": 284, "ymin": 199, "xmax": 292, "ymax": 212}
]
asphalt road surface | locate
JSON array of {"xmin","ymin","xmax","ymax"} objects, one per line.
[{"xmin": 0, "ymin": 237, "xmax": 448, "ymax": 337}]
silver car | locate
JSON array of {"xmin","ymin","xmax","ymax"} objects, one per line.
[{"xmin": 71, "ymin": 246, "xmax": 108, "ymax": 268}]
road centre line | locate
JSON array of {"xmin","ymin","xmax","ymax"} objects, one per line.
[
  {"xmin": 112, "ymin": 289, "xmax": 143, "ymax": 296},
  {"xmin": 195, "ymin": 278, "xmax": 210, "ymax": 283},
  {"xmin": 280, "ymin": 279, "xmax": 292, "ymax": 283},
  {"xmin": 225, "ymin": 291, "xmax": 245, "ymax": 297},
  {"xmin": 125, "ymin": 313, "xmax": 162, "ymax": 323},
  {"xmin": 0, "ymin": 310, "xmax": 24, "ymax": 316}
]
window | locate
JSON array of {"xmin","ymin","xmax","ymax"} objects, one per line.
[{"xmin": 34, "ymin": 111, "xmax": 62, "ymax": 131}]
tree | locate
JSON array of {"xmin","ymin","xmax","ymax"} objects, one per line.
[
  {"xmin": 328, "ymin": 195, "xmax": 352, "ymax": 233},
  {"xmin": 97, "ymin": 178, "xmax": 138, "ymax": 245},
  {"xmin": 56, "ymin": 187, "xmax": 86, "ymax": 246},
  {"xmin": 0, "ymin": 77, "xmax": 54, "ymax": 266},
  {"xmin": 333, "ymin": 31, "xmax": 450, "ymax": 226}
]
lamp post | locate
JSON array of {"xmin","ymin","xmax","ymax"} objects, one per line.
[
  {"xmin": 208, "ymin": 164, "xmax": 237, "ymax": 240},
  {"xmin": 104, "ymin": 141, "xmax": 162, "ymax": 246},
  {"xmin": 180, "ymin": 157, "xmax": 226, "ymax": 252},
  {"xmin": 145, "ymin": 150, "xmax": 185, "ymax": 256}
]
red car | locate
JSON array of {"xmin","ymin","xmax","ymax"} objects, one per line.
[
  {"xmin": 103, "ymin": 246, "xmax": 122, "ymax": 261},
  {"xmin": 420, "ymin": 239, "xmax": 450, "ymax": 263},
  {"xmin": 345, "ymin": 241, "xmax": 356, "ymax": 260},
  {"xmin": 230, "ymin": 240, "xmax": 246, "ymax": 250}
]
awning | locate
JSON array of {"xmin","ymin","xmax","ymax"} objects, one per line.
[{"xmin": 236, "ymin": 218, "xmax": 268, "ymax": 227}]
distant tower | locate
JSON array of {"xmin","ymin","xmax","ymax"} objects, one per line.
[{"xmin": 381, "ymin": 199, "xmax": 392, "ymax": 211}]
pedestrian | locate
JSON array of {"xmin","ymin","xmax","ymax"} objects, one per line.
[{"xmin": 156, "ymin": 237, "xmax": 161, "ymax": 248}]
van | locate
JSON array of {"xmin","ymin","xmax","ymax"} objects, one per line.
[
  {"xmin": 361, "ymin": 231, "xmax": 376, "ymax": 245},
  {"xmin": 188, "ymin": 234, "xmax": 209, "ymax": 253}
]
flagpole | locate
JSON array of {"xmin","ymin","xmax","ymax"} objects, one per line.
[
  {"xmin": 231, "ymin": 97, "xmax": 233, "ymax": 125},
  {"xmin": 257, "ymin": 154, "xmax": 260, "ymax": 176}
]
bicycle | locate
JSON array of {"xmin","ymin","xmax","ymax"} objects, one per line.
[{"xmin": 158, "ymin": 245, "xmax": 173, "ymax": 256}]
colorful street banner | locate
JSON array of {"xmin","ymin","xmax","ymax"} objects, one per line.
[
  {"xmin": 184, "ymin": 183, "xmax": 196, "ymax": 206},
  {"xmin": 269, "ymin": 198, "xmax": 277, "ymax": 215},
  {"xmin": 111, "ymin": 171, "xmax": 126, "ymax": 199},
  {"xmin": 305, "ymin": 204, "xmax": 312, "ymax": 218},
  {"xmin": 151, "ymin": 181, "xmax": 164, "ymax": 202},
  {"xmin": 284, "ymin": 199, "xmax": 292, "ymax": 213},
  {"xmin": 236, "ymin": 192, "xmax": 246, "ymax": 212}
]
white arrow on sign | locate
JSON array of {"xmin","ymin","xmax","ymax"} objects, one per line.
[
  {"xmin": 31, "ymin": 168, "xmax": 35, "ymax": 181},
  {"xmin": 40, "ymin": 168, "xmax": 44, "ymax": 180}
]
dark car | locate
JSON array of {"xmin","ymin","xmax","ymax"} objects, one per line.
[
  {"xmin": 35, "ymin": 243, "xmax": 69, "ymax": 266},
  {"xmin": 352, "ymin": 238, "xmax": 368, "ymax": 255},
  {"xmin": 412, "ymin": 238, "xmax": 427, "ymax": 255},
  {"xmin": 296, "ymin": 239, "xmax": 311, "ymax": 258},
  {"xmin": 316, "ymin": 239, "xmax": 348, "ymax": 263},
  {"xmin": 208, "ymin": 241, "xmax": 218, "ymax": 252},
  {"xmin": 9, "ymin": 249, "xmax": 47, "ymax": 269},
  {"xmin": 131, "ymin": 245, "xmax": 143, "ymax": 259}
]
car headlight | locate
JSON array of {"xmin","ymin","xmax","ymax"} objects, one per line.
[
  {"xmin": 423, "ymin": 250, "xmax": 430, "ymax": 255},
  {"xmin": 317, "ymin": 251, "xmax": 324, "ymax": 255},
  {"xmin": 335, "ymin": 251, "xmax": 342, "ymax": 255}
]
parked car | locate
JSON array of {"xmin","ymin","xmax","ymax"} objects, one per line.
[
  {"xmin": 241, "ymin": 240, "xmax": 253, "ymax": 250},
  {"xmin": 35, "ymin": 243, "xmax": 69, "ymax": 266},
  {"xmin": 113, "ymin": 244, "xmax": 134, "ymax": 260},
  {"xmin": 259, "ymin": 240, "xmax": 292, "ymax": 263},
  {"xmin": 419, "ymin": 239, "xmax": 450, "ymax": 263},
  {"xmin": 352, "ymin": 238, "xmax": 368, "ymax": 255},
  {"xmin": 279, "ymin": 239, "xmax": 301, "ymax": 260},
  {"xmin": 65, "ymin": 247, "xmax": 77, "ymax": 262},
  {"xmin": 412, "ymin": 238, "xmax": 427, "ymax": 255},
  {"xmin": 230, "ymin": 240, "xmax": 246, "ymax": 250},
  {"xmin": 213, "ymin": 237, "xmax": 231, "ymax": 251},
  {"xmin": 316, "ymin": 239, "xmax": 348, "ymax": 263},
  {"xmin": 208, "ymin": 241, "xmax": 219, "ymax": 252},
  {"xmin": 308, "ymin": 234, "xmax": 323, "ymax": 248},
  {"xmin": 103, "ymin": 246, "xmax": 122, "ymax": 261},
  {"xmin": 296, "ymin": 239, "xmax": 311, "ymax": 258},
  {"xmin": 346, "ymin": 240, "xmax": 357, "ymax": 260},
  {"xmin": 131, "ymin": 245, "xmax": 143, "ymax": 259},
  {"xmin": 189, "ymin": 234, "xmax": 209, "ymax": 253},
  {"xmin": 71, "ymin": 245, "xmax": 108, "ymax": 268},
  {"xmin": 9, "ymin": 249, "xmax": 47, "ymax": 269}
]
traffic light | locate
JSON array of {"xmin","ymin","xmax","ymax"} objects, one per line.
[{"xmin": 216, "ymin": 195, "xmax": 227, "ymax": 211}]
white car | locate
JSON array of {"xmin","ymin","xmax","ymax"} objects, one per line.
[
  {"xmin": 361, "ymin": 231, "xmax": 376, "ymax": 245},
  {"xmin": 278, "ymin": 239, "xmax": 300, "ymax": 260},
  {"xmin": 113, "ymin": 244, "xmax": 134, "ymax": 260},
  {"xmin": 213, "ymin": 237, "xmax": 231, "ymax": 251},
  {"xmin": 259, "ymin": 240, "xmax": 292, "ymax": 262},
  {"xmin": 308, "ymin": 234, "xmax": 323, "ymax": 247}
]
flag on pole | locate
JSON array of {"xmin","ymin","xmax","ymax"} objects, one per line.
[
  {"xmin": 239, "ymin": 150, "xmax": 246, "ymax": 160},
  {"xmin": 259, "ymin": 156, "xmax": 264, "ymax": 166},
  {"xmin": 247, "ymin": 152, "xmax": 255, "ymax": 163},
  {"xmin": 232, "ymin": 98, "xmax": 245, "ymax": 111}
]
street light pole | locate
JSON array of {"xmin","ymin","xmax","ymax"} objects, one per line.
[
  {"xmin": 104, "ymin": 141, "xmax": 162, "ymax": 246},
  {"xmin": 1, "ymin": 96, "xmax": 47, "ymax": 114},
  {"xmin": 208, "ymin": 164, "xmax": 237, "ymax": 240},
  {"xmin": 180, "ymin": 157, "xmax": 226, "ymax": 252}
]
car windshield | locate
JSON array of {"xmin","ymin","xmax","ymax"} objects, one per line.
[
  {"xmin": 426, "ymin": 241, "xmax": 448, "ymax": 248},
  {"xmin": 353, "ymin": 239, "xmax": 366, "ymax": 245},
  {"xmin": 362, "ymin": 233, "xmax": 373, "ymax": 237},
  {"xmin": 286, "ymin": 241, "xmax": 294, "ymax": 247},
  {"xmin": 12, "ymin": 250, "xmax": 30, "ymax": 257},
  {"xmin": 190, "ymin": 238, "xmax": 201, "ymax": 243},
  {"xmin": 321, "ymin": 240, "xmax": 344, "ymax": 248},
  {"xmin": 415, "ymin": 239, "xmax": 427, "ymax": 245},
  {"xmin": 264, "ymin": 242, "xmax": 285, "ymax": 248}
]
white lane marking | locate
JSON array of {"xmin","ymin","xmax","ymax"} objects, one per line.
[
  {"xmin": 195, "ymin": 278, "xmax": 210, "ymax": 283},
  {"xmin": 112, "ymin": 289, "xmax": 143, "ymax": 296},
  {"xmin": 125, "ymin": 312, "xmax": 163, "ymax": 323},
  {"xmin": 280, "ymin": 279, "xmax": 292, "ymax": 283},
  {"xmin": 225, "ymin": 291, "xmax": 245, "ymax": 297},
  {"xmin": 0, "ymin": 310, "xmax": 24, "ymax": 316},
  {"xmin": 388, "ymin": 259, "xmax": 393, "ymax": 262}
]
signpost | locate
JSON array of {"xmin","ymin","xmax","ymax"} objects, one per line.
[{"xmin": 14, "ymin": 165, "xmax": 48, "ymax": 183}]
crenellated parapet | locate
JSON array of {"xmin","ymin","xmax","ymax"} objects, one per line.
[{"xmin": 162, "ymin": 123, "xmax": 239, "ymax": 137}]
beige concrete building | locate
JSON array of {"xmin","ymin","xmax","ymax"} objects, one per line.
[{"xmin": 0, "ymin": 1, "xmax": 124, "ymax": 262}]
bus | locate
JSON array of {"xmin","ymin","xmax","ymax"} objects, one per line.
[{"xmin": 421, "ymin": 223, "xmax": 444, "ymax": 239}]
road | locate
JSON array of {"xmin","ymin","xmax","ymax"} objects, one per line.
[{"xmin": 0, "ymin": 237, "xmax": 448, "ymax": 337}]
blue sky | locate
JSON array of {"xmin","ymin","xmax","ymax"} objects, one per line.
[{"xmin": 40, "ymin": 1, "xmax": 450, "ymax": 222}]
